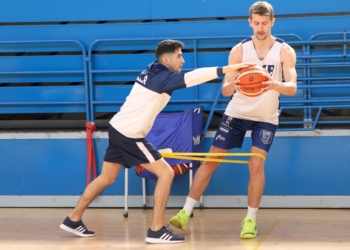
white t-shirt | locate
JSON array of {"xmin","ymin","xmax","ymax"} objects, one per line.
[{"xmin": 225, "ymin": 37, "xmax": 284, "ymax": 125}]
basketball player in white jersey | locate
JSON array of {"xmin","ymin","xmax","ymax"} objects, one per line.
[{"xmin": 170, "ymin": 1, "xmax": 297, "ymax": 239}]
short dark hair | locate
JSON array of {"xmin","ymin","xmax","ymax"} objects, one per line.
[
  {"xmin": 155, "ymin": 39, "xmax": 184, "ymax": 60},
  {"xmin": 249, "ymin": 1, "xmax": 274, "ymax": 19}
]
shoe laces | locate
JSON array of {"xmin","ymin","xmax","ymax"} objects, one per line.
[
  {"xmin": 241, "ymin": 219, "xmax": 255, "ymax": 228},
  {"xmin": 81, "ymin": 222, "xmax": 88, "ymax": 229},
  {"xmin": 179, "ymin": 210, "xmax": 189, "ymax": 218},
  {"xmin": 164, "ymin": 224, "xmax": 174, "ymax": 234}
]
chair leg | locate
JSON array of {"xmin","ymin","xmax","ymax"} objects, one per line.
[
  {"xmin": 189, "ymin": 164, "xmax": 194, "ymax": 217},
  {"xmin": 123, "ymin": 167, "xmax": 129, "ymax": 218},
  {"xmin": 142, "ymin": 178, "xmax": 147, "ymax": 210},
  {"xmin": 200, "ymin": 195, "xmax": 204, "ymax": 210}
]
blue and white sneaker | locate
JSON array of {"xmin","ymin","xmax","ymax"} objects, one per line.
[
  {"xmin": 145, "ymin": 225, "xmax": 185, "ymax": 244},
  {"xmin": 59, "ymin": 216, "xmax": 95, "ymax": 237}
]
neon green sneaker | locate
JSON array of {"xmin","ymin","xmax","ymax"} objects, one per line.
[
  {"xmin": 240, "ymin": 218, "xmax": 258, "ymax": 239},
  {"xmin": 169, "ymin": 209, "xmax": 190, "ymax": 230}
]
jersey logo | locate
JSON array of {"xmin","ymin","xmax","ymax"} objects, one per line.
[
  {"xmin": 262, "ymin": 65, "xmax": 274, "ymax": 76},
  {"xmin": 136, "ymin": 75, "xmax": 148, "ymax": 85},
  {"xmin": 260, "ymin": 130, "xmax": 273, "ymax": 144},
  {"xmin": 193, "ymin": 135, "xmax": 200, "ymax": 145}
]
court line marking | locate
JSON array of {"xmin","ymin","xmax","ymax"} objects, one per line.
[{"xmin": 253, "ymin": 219, "xmax": 280, "ymax": 250}]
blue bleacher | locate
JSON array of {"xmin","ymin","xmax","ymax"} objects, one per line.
[
  {"xmin": 0, "ymin": 0, "xmax": 350, "ymax": 130},
  {"xmin": 0, "ymin": 40, "xmax": 90, "ymax": 121}
]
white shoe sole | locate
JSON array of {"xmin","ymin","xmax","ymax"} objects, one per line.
[
  {"xmin": 59, "ymin": 224, "xmax": 95, "ymax": 237},
  {"xmin": 145, "ymin": 237, "xmax": 185, "ymax": 244}
]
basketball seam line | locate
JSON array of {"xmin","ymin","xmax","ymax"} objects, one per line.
[{"xmin": 237, "ymin": 69, "xmax": 266, "ymax": 80}]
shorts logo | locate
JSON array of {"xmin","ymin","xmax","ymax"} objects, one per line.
[
  {"xmin": 224, "ymin": 116, "xmax": 232, "ymax": 126},
  {"xmin": 193, "ymin": 135, "xmax": 200, "ymax": 145},
  {"xmin": 219, "ymin": 127, "xmax": 229, "ymax": 133},
  {"xmin": 260, "ymin": 130, "xmax": 273, "ymax": 144},
  {"xmin": 215, "ymin": 135, "xmax": 226, "ymax": 141}
]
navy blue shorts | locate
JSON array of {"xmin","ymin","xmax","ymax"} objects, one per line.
[
  {"xmin": 104, "ymin": 124, "xmax": 162, "ymax": 168},
  {"xmin": 212, "ymin": 114, "xmax": 278, "ymax": 152}
]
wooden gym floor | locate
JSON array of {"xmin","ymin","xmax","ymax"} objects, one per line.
[{"xmin": 0, "ymin": 207, "xmax": 350, "ymax": 249}]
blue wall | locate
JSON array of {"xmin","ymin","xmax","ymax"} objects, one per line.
[
  {"xmin": 1, "ymin": 0, "xmax": 349, "ymax": 22},
  {"xmin": 1, "ymin": 133, "xmax": 349, "ymax": 196},
  {"xmin": 1, "ymin": 0, "xmax": 350, "ymax": 46}
]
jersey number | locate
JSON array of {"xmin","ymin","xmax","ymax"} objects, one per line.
[{"xmin": 263, "ymin": 65, "xmax": 274, "ymax": 76}]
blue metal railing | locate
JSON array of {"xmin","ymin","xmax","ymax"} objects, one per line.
[
  {"xmin": 282, "ymin": 31, "xmax": 350, "ymax": 129},
  {"xmin": 0, "ymin": 40, "xmax": 90, "ymax": 121},
  {"xmin": 1, "ymin": 32, "xmax": 350, "ymax": 131}
]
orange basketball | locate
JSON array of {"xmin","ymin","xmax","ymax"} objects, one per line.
[
  {"xmin": 135, "ymin": 165, "xmax": 144, "ymax": 175},
  {"xmin": 237, "ymin": 65, "xmax": 268, "ymax": 97},
  {"xmin": 172, "ymin": 163, "xmax": 189, "ymax": 175}
]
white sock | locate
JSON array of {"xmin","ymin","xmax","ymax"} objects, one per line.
[
  {"xmin": 183, "ymin": 196, "xmax": 197, "ymax": 214},
  {"xmin": 245, "ymin": 206, "xmax": 259, "ymax": 221}
]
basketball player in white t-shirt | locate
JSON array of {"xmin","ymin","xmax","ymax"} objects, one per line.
[{"xmin": 170, "ymin": 1, "xmax": 297, "ymax": 239}]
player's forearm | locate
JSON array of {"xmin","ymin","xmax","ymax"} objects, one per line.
[
  {"xmin": 222, "ymin": 65, "xmax": 239, "ymax": 74},
  {"xmin": 184, "ymin": 67, "xmax": 224, "ymax": 87},
  {"xmin": 222, "ymin": 81, "xmax": 235, "ymax": 96},
  {"xmin": 276, "ymin": 81, "xmax": 297, "ymax": 96}
]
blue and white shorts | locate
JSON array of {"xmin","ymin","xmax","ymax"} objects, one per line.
[
  {"xmin": 104, "ymin": 124, "xmax": 162, "ymax": 168},
  {"xmin": 212, "ymin": 114, "xmax": 278, "ymax": 152}
]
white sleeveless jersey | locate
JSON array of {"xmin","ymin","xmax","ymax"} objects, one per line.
[{"xmin": 225, "ymin": 37, "xmax": 284, "ymax": 125}]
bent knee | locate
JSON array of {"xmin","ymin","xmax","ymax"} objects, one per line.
[
  {"xmin": 202, "ymin": 161, "xmax": 220, "ymax": 172},
  {"xmin": 99, "ymin": 174, "xmax": 117, "ymax": 186},
  {"xmin": 157, "ymin": 166, "xmax": 175, "ymax": 180}
]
